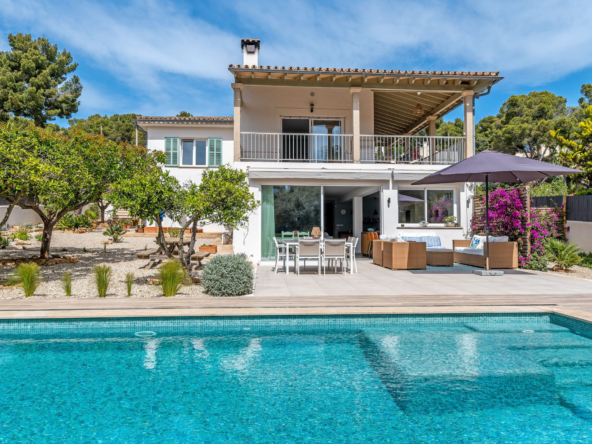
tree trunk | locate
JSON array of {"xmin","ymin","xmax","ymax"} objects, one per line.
[
  {"xmin": 0, "ymin": 190, "xmax": 23, "ymax": 229},
  {"xmin": 98, "ymin": 200, "xmax": 109, "ymax": 223},
  {"xmin": 39, "ymin": 220, "xmax": 55, "ymax": 260},
  {"xmin": 179, "ymin": 220, "xmax": 198, "ymax": 272},
  {"xmin": 155, "ymin": 218, "xmax": 173, "ymax": 258},
  {"xmin": 223, "ymin": 225, "xmax": 233, "ymax": 245}
]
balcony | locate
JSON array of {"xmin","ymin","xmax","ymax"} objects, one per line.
[{"xmin": 240, "ymin": 133, "xmax": 464, "ymax": 165}]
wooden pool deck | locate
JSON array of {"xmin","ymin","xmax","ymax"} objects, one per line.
[{"xmin": 0, "ymin": 293, "xmax": 592, "ymax": 325}]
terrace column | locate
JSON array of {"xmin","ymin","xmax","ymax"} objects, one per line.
[
  {"xmin": 462, "ymin": 90, "xmax": 475, "ymax": 159},
  {"xmin": 232, "ymin": 83, "xmax": 243, "ymax": 162},
  {"xmin": 426, "ymin": 115, "xmax": 437, "ymax": 163},
  {"xmin": 350, "ymin": 87, "xmax": 362, "ymax": 164}
]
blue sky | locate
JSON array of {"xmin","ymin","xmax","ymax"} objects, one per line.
[{"xmin": 1, "ymin": 0, "xmax": 591, "ymax": 126}]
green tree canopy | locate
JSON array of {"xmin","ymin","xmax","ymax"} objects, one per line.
[
  {"xmin": 0, "ymin": 123, "xmax": 150, "ymax": 258},
  {"xmin": 0, "ymin": 33, "xmax": 82, "ymax": 127},
  {"xmin": 491, "ymin": 91, "xmax": 575, "ymax": 160},
  {"xmin": 475, "ymin": 115, "xmax": 497, "ymax": 153},
  {"xmin": 435, "ymin": 118, "xmax": 464, "ymax": 137},
  {"xmin": 551, "ymin": 105, "xmax": 592, "ymax": 190},
  {"xmin": 176, "ymin": 111, "xmax": 193, "ymax": 117},
  {"xmin": 67, "ymin": 113, "xmax": 145, "ymax": 145},
  {"xmin": 200, "ymin": 165, "xmax": 260, "ymax": 244},
  {"xmin": 108, "ymin": 157, "xmax": 181, "ymax": 256}
]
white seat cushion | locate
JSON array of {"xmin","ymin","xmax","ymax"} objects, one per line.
[
  {"xmin": 455, "ymin": 247, "xmax": 484, "ymax": 256},
  {"xmin": 427, "ymin": 247, "xmax": 453, "ymax": 252},
  {"xmin": 489, "ymin": 236, "xmax": 509, "ymax": 243}
]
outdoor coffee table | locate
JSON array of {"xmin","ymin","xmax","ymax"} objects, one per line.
[{"xmin": 426, "ymin": 249, "xmax": 454, "ymax": 267}]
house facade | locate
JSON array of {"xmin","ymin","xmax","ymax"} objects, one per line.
[{"xmin": 136, "ymin": 39, "xmax": 502, "ymax": 261}]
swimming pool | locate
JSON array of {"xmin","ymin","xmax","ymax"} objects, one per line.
[{"xmin": 1, "ymin": 313, "xmax": 592, "ymax": 443}]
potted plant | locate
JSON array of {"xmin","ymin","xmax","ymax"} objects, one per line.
[
  {"xmin": 199, "ymin": 244, "xmax": 218, "ymax": 254},
  {"xmin": 443, "ymin": 216, "xmax": 457, "ymax": 227},
  {"xmin": 137, "ymin": 224, "xmax": 145, "ymax": 234}
]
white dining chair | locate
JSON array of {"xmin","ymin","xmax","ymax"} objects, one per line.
[
  {"xmin": 323, "ymin": 239, "xmax": 347, "ymax": 275},
  {"xmin": 273, "ymin": 237, "xmax": 287, "ymax": 274},
  {"xmin": 296, "ymin": 240, "xmax": 321, "ymax": 275},
  {"xmin": 346, "ymin": 237, "xmax": 358, "ymax": 273}
]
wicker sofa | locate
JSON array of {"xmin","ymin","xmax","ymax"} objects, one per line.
[{"xmin": 453, "ymin": 239, "xmax": 518, "ymax": 269}]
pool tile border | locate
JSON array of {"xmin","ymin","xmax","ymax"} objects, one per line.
[{"xmin": 0, "ymin": 312, "xmax": 553, "ymax": 336}]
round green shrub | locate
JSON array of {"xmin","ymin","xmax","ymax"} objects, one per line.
[{"xmin": 201, "ymin": 254, "xmax": 254, "ymax": 296}]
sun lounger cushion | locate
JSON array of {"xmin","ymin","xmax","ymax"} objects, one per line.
[
  {"xmin": 427, "ymin": 246, "xmax": 452, "ymax": 252},
  {"xmin": 455, "ymin": 247, "xmax": 484, "ymax": 256},
  {"xmin": 401, "ymin": 235, "xmax": 441, "ymax": 247}
]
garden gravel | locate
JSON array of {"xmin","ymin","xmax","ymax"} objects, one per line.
[
  {"xmin": 547, "ymin": 263, "xmax": 592, "ymax": 281},
  {"xmin": 0, "ymin": 231, "xmax": 211, "ymax": 299}
]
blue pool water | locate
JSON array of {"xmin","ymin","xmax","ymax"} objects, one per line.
[{"xmin": 2, "ymin": 314, "xmax": 592, "ymax": 443}]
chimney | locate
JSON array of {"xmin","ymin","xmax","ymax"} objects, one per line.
[{"xmin": 241, "ymin": 39, "xmax": 260, "ymax": 67}]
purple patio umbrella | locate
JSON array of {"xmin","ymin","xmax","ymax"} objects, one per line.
[{"xmin": 412, "ymin": 150, "xmax": 582, "ymax": 271}]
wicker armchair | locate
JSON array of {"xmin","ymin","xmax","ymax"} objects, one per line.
[{"xmin": 453, "ymin": 239, "xmax": 518, "ymax": 269}]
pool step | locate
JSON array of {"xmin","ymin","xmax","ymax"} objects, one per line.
[
  {"xmin": 464, "ymin": 322, "xmax": 570, "ymax": 334},
  {"xmin": 359, "ymin": 331, "xmax": 557, "ymax": 415}
]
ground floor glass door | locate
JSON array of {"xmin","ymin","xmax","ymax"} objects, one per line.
[{"xmin": 261, "ymin": 186, "xmax": 322, "ymax": 260}]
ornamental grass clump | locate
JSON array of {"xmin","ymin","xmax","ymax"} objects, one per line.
[
  {"xmin": 125, "ymin": 272, "xmax": 135, "ymax": 297},
  {"xmin": 157, "ymin": 260, "xmax": 187, "ymax": 297},
  {"xmin": 7, "ymin": 263, "xmax": 41, "ymax": 297},
  {"xmin": 201, "ymin": 254, "xmax": 253, "ymax": 297},
  {"xmin": 62, "ymin": 272, "xmax": 72, "ymax": 296},
  {"xmin": 92, "ymin": 265, "xmax": 112, "ymax": 298}
]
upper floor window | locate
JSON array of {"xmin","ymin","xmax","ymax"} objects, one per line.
[{"xmin": 165, "ymin": 137, "xmax": 223, "ymax": 167}]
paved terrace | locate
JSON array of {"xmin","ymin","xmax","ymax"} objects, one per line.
[{"xmin": 0, "ymin": 259, "xmax": 590, "ymax": 322}]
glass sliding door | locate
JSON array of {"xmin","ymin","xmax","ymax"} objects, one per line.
[
  {"xmin": 261, "ymin": 185, "xmax": 322, "ymax": 260},
  {"xmin": 312, "ymin": 120, "xmax": 342, "ymax": 162}
]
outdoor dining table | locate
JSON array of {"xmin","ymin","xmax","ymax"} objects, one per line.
[{"xmin": 281, "ymin": 239, "xmax": 355, "ymax": 275}]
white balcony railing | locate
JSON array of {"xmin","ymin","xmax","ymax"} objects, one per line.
[
  {"xmin": 360, "ymin": 135, "xmax": 465, "ymax": 164},
  {"xmin": 240, "ymin": 133, "xmax": 464, "ymax": 165},
  {"xmin": 241, "ymin": 132, "xmax": 353, "ymax": 163}
]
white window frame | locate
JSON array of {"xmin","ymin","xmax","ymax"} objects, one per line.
[
  {"xmin": 398, "ymin": 187, "xmax": 458, "ymax": 226},
  {"xmin": 179, "ymin": 138, "xmax": 210, "ymax": 168}
]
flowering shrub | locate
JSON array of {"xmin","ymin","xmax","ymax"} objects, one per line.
[
  {"xmin": 521, "ymin": 206, "xmax": 564, "ymax": 270},
  {"xmin": 470, "ymin": 188, "xmax": 526, "ymax": 240},
  {"xmin": 470, "ymin": 188, "xmax": 565, "ymax": 271}
]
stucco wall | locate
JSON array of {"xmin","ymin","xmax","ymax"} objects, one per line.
[
  {"xmin": 240, "ymin": 85, "xmax": 374, "ymax": 134},
  {"xmin": 144, "ymin": 124, "xmax": 234, "ymax": 231},
  {"xmin": 0, "ymin": 206, "xmax": 42, "ymax": 227},
  {"xmin": 566, "ymin": 221, "xmax": 592, "ymax": 253}
]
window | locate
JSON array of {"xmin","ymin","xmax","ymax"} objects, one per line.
[
  {"xmin": 196, "ymin": 140, "xmax": 207, "ymax": 165},
  {"xmin": 427, "ymin": 190, "xmax": 454, "ymax": 223},
  {"xmin": 398, "ymin": 189, "xmax": 455, "ymax": 224},
  {"xmin": 164, "ymin": 137, "xmax": 179, "ymax": 166},
  {"xmin": 398, "ymin": 190, "xmax": 425, "ymax": 224},
  {"xmin": 182, "ymin": 140, "xmax": 194, "ymax": 166},
  {"xmin": 176, "ymin": 139, "xmax": 220, "ymax": 166}
]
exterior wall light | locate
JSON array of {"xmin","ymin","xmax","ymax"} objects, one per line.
[{"xmin": 310, "ymin": 103, "xmax": 314, "ymax": 113}]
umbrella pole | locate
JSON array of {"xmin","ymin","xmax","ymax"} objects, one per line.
[{"xmin": 485, "ymin": 174, "xmax": 490, "ymax": 271}]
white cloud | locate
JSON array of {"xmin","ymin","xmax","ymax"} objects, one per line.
[
  {"xmin": 232, "ymin": 0, "xmax": 592, "ymax": 86},
  {"xmin": 2, "ymin": 0, "xmax": 591, "ymax": 117}
]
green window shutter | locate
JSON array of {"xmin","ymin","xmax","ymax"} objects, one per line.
[
  {"xmin": 165, "ymin": 137, "xmax": 179, "ymax": 166},
  {"xmin": 208, "ymin": 138, "xmax": 223, "ymax": 167}
]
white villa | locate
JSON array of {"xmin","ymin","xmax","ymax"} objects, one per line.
[{"xmin": 135, "ymin": 39, "xmax": 502, "ymax": 262}]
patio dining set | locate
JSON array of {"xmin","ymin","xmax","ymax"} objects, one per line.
[{"xmin": 273, "ymin": 235, "xmax": 359, "ymax": 275}]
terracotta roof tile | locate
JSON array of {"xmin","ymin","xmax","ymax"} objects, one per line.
[
  {"xmin": 135, "ymin": 116, "xmax": 233, "ymax": 122},
  {"xmin": 228, "ymin": 64, "xmax": 499, "ymax": 77}
]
